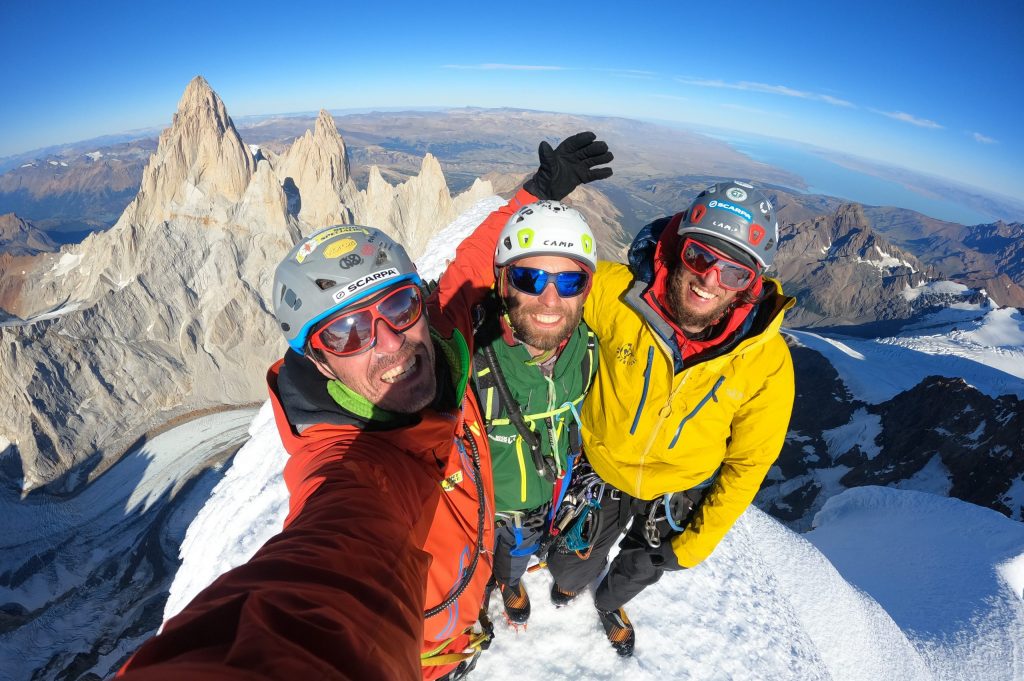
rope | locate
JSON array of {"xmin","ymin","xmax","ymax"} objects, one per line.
[{"xmin": 424, "ymin": 419, "xmax": 486, "ymax": 618}]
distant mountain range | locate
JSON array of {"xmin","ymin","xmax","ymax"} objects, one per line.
[
  {"xmin": 2, "ymin": 105, "xmax": 1022, "ymax": 310},
  {"xmin": 0, "ymin": 77, "xmax": 1021, "ymax": 681}
]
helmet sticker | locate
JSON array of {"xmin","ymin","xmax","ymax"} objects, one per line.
[
  {"xmin": 735, "ymin": 180, "xmax": 754, "ymax": 189},
  {"xmin": 331, "ymin": 267, "xmax": 401, "ymax": 303},
  {"xmin": 295, "ymin": 227, "xmax": 368, "ymax": 263},
  {"xmin": 759, "ymin": 200, "xmax": 772, "ymax": 215},
  {"xmin": 749, "ymin": 224, "xmax": 766, "ymax": 246},
  {"xmin": 712, "ymin": 219, "xmax": 739, "ymax": 234},
  {"xmin": 361, "ymin": 244, "xmax": 376, "ymax": 256},
  {"xmin": 726, "ymin": 187, "xmax": 748, "ymax": 202},
  {"xmin": 708, "ymin": 199, "xmax": 753, "ymax": 222},
  {"xmin": 581, "ymin": 234, "xmax": 594, "ymax": 254},
  {"xmin": 516, "ymin": 228, "xmax": 535, "ymax": 249},
  {"xmin": 337, "ymin": 254, "xmax": 364, "ymax": 269},
  {"xmin": 324, "ymin": 238, "xmax": 357, "ymax": 259}
]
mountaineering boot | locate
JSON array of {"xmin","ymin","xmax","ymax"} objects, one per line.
[
  {"xmin": 597, "ymin": 607, "xmax": 635, "ymax": 657},
  {"xmin": 549, "ymin": 581, "xmax": 580, "ymax": 607},
  {"xmin": 499, "ymin": 581, "xmax": 531, "ymax": 624}
]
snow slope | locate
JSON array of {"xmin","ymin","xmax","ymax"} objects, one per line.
[
  {"xmin": 0, "ymin": 408, "xmax": 257, "ymax": 680},
  {"xmin": 161, "ymin": 197, "xmax": 1024, "ymax": 679},
  {"xmin": 807, "ymin": 487, "xmax": 1024, "ymax": 680},
  {"xmin": 786, "ymin": 305, "xmax": 1024, "ymax": 403},
  {"xmin": 164, "ymin": 403, "xmax": 1024, "ymax": 679}
]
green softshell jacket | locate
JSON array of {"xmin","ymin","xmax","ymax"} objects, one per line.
[{"xmin": 472, "ymin": 311, "xmax": 598, "ymax": 514}]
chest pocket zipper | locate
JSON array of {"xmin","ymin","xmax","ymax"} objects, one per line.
[
  {"xmin": 630, "ymin": 346, "xmax": 655, "ymax": 435},
  {"xmin": 668, "ymin": 376, "xmax": 725, "ymax": 449}
]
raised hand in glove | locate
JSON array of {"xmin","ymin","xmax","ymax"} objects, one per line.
[
  {"xmin": 646, "ymin": 538, "xmax": 685, "ymax": 571},
  {"xmin": 523, "ymin": 131, "xmax": 613, "ymax": 201}
]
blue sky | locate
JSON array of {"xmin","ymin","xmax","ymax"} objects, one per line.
[{"xmin": 2, "ymin": 0, "xmax": 1022, "ymax": 199}]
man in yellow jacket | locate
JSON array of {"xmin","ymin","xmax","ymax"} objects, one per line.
[{"xmin": 546, "ymin": 180, "xmax": 796, "ymax": 657}]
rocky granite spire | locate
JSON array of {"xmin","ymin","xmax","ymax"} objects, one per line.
[
  {"xmin": 275, "ymin": 109, "xmax": 358, "ymax": 230},
  {"xmin": 120, "ymin": 76, "xmax": 256, "ymax": 228},
  {"xmin": 354, "ymin": 153, "xmax": 492, "ymax": 257},
  {"xmin": 0, "ymin": 77, "xmax": 498, "ymax": 492}
]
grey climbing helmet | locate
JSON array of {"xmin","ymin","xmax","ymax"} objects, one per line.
[
  {"xmin": 678, "ymin": 180, "xmax": 779, "ymax": 270},
  {"xmin": 272, "ymin": 225, "xmax": 421, "ymax": 354}
]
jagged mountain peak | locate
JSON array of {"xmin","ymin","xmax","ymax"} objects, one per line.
[
  {"xmin": 276, "ymin": 109, "xmax": 355, "ymax": 230},
  {"xmin": 177, "ymin": 76, "xmax": 224, "ymax": 119},
  {"xmin": 118, "ymin": 76, "xmax": 256, "ymax": 230},
  {"xmin": 830, "ymin": 202, "xmax": 871, "ymax": 233},
  {"xmin": 0, "ymin": 77, "xmax": 500, "ymax": 492},
  {"xmin": 776, "ymin": 202, "xmax": 939, "ymax": 327},
  {"xmin": 314, "ymin": 108, "xmax": 339, "ymax": 136}
]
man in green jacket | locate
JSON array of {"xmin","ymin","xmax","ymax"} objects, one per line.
[{"xmin": 473, "ymin": 199, "xmax": 601, "ymax": 625}]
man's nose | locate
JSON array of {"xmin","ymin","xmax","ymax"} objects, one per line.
[
  {"xmin": 538, "ymin": 282, "xmax": 561, "ymax": 306},
  {"xmin": 373, "ymin": 318, "xmax": 406, "ymax": 353},
  {"xmin": 697, "ymin": 267, "xmax": 721, "ymax": 288}
]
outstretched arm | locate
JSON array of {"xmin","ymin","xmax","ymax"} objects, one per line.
[
  {"xmin": 430, "ymin": 132, "xmax": 613, "ymax": 348},
  {"xmin": 119, "ymin": 452, "xmax": 437, "ymax": 681}
]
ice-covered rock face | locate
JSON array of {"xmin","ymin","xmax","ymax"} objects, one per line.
[{"xmin": 0, "ymin": 77, "xmax": 489, "ymax": 492}]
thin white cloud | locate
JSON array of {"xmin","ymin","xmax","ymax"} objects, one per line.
[
  {"xmin": 442, "ymin": 63, "xmax": 566, "ymax": 71},
  {"xmin": 971, "ymin": 131, "xmax": 997, "ymax": 144},
  {"xmin": 676, "ymin": 78, "xmax": 854, "ymax": 107},
  {"xmin": 604, "ymin": 68, "xmax": 657, "ymax": 80},
  {"xmin": 874, "ymin": 110, "xmax": 943, "ymax": 129}
]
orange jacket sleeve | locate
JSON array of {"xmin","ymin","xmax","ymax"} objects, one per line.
[
  {"xmin": 427, "ymin": 188, "xmax": 537, "ymax": 348},
  {"xmin": 119, "ymin": 450, "xmax": 439, "ymax": 681}
]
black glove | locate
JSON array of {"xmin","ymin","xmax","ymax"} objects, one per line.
[
  {"xmin": 646, "ymin": 538, "xmax": 685, "ymax": 571},
  {"xmin": 523, "ymin": 131, "xmax": 613, "ymax": 201}
]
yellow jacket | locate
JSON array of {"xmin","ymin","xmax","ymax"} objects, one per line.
[{"xmin": 581, "ymin": 261, "xmax": 795, "ymax": 568}]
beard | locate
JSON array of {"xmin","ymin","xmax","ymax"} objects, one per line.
[
  {"xmin": 506, "ymin": 299, "xmax": 584, "ymax": 352},
  {"xmin": 666, "ymin": 267, "xmax": 737, "ymax": 333},
  {"xmin": 369, "ymin": 340, "xmax": 437, "ymax": 413}
]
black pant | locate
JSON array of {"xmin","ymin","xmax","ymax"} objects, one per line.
[
  {"xmin": 492, "ymin": 521, "xmax": 545, "ymax": 588},
  {"xmin": 547, "ymin": 492, "xmax": 673, "ymax": 612}
]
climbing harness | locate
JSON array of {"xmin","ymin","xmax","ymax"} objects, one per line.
[{"xmin": 481, "ymin": 343, "xmax": 559, "ymax": 483}]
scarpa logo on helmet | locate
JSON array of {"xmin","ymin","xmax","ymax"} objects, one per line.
[{"xmin": 707, "ymin": 200, "xmax": 753, "ymax": 222}]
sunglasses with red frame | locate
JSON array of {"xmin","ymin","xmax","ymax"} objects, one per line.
[
  {"xmin": 308, "ymin": 284, "xmax": 424, "ymax": 357},
  {"xmin": 679, "ymin": 237, "xmax": 758, "ymax": 291}
]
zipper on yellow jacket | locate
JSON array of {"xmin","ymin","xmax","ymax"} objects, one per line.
[{"xmin": 633, "ymin": 332, "xmax": 691, "ymax": 498}]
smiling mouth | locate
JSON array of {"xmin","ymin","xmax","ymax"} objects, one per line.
[
  {"xmin": 380, "ymin": 356, "xmax": 418, "ymax": 383},
  {"xmin": 532, "ymin": 313, "xmax": 563, "ymax": 325},
  {"xmin": 690, "ymin": 283, "xmax": 716, "ymax": 301}
]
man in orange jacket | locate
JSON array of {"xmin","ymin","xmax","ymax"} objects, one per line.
[{"xmin": 117, "ymin": 132, "xmax": 611, "ymax": 681}]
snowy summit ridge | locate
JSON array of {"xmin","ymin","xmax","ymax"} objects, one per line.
[{"xmin": 160, "ymin": 199, "xmax": 1024, "ymax": 681}]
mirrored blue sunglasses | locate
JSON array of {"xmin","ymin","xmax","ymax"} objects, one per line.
[{"xmin": 507, "ymin": 266, "xmax": 590, "ymax": 297}]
